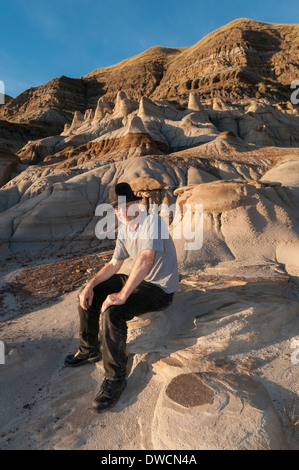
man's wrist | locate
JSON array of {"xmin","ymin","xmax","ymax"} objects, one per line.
[
  {"xmin": 119, "ymin": 288, "xmax": 129, "ymax": 301},
  {"xmin": 87, "ymin": 279, "xmax": 96, "ymax": 290}
]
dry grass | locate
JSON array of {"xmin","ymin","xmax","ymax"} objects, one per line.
[
  {"xmin": 280, "ymin": 401, "xmax": 299, "ymax": 433},
  {"xmin": 85, "ymin": 46, "xmax": 183, "ymax": 79}
]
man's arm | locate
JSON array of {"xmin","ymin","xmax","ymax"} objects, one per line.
[
  {"xmin": 101, "ymin": 249, "xmax": 155, "ymax": 313},
  {"xmin": 79, "ymin": 258, "xmax": 124, "ymax": 310}
]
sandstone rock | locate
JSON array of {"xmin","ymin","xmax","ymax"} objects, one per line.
[
  {"xmin": 0, "ymin": 20, "xmax": 298, "ymax": 148},
  {"xmin": 188, "ymin": 92, "xmax": 210, "ymax": 123},
  {"xmin": 83, "ymin": 109, "xmax": 94, "ymax": 122},
  {"xmin": 0, "ymin": 120, "xmax": 51, "ymax": 153},
  {"xmin": 260, "ymin": 158, "xmax": 299, "ymax": 250},
  {"xmin": 1, "ymin": 146, "xmax": 298, "ymax": 278},
  {"xmin": 62, "ymin": 123, "xmax": 71, "ymax": 134},
  {"xmin": 0, "ymin": 76, "xmax": 102, "ymax": 133},
  {"xmin": 69, "ymin": 111, "xmax": 84, "ymax": 132},
  {"xmin": 239, "ymin": 101, "xmax": 299, "ymax": 147},
  {"xmin": 12, "ymin": 93, "xmax": 299, "ymax": 168},
  {"xmin": 151, "ymin": 20, "xmax": 299, "ymax": 103},
  {"xmin": 152, "ymin": 372, "xmax": 287, "ymax": 450},
  {"xmin": 124, "ymin": 272, "xmax": 298, "ymax": 450},
  {"xmin": 0, "ymin": 149, "xmax": 20, "ymax": 187},
  {"xmin": 17, "ymin": 135, "xmax": 66, "ymax": 164},
  {"xmin": 137, "ymin": 95, "xmax": 219, "ymax": 150},
  {"xmin": 187, "ymin": 166, "xmax": 218, "ymax": 185},
  {"xmin": 85, "ymin": 46, "xmax": 183, "ymax": 101},
  {"xmin": 113, "ymin": 91, "xmax": 138, "ymax": 118},
  {"xmin": 1, "ymin": 19, "xmax": 299, "ymax": 453},
  {"xmin": 173, "ymin": 179, "xmax": 299, "ymax": 271},
  {"xmin": 0, "ymin": 166, "xmax": 81, "ymax": 213},
  {"xmin": 261, "ymin": 158, "xmax": 299, "ymax": 189},
  {"xmin": 129, "ymin": 176, "xmax": 168, "ymax": 209},
  {"xmin": 129, "ymin": 176, "xmax": 166, "ymax": 192},
  {"xmin": 0, "ymin": 157, "xmax": 176, "ymax": 257},
  {"xmin": 93, "ymin": 96, "xmax": 113, "ymax": 121}
]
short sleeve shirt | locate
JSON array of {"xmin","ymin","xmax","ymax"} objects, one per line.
[{"xmin": 112, "ymin": 211, "xmax": 179, "ymax": 294}]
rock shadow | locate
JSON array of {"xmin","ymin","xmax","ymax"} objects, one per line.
[{"xmin": 121, "ymin": 275, "xmax": 298, "ymax": 410}]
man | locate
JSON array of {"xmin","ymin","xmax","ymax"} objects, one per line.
[{"xmin": 65, "ymin": 182, "xmax": 179, "ymax": 412}]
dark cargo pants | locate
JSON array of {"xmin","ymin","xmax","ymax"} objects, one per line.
[{"xmin": 78, "ymin": 274, "xmax": 174, "ymax": 380}]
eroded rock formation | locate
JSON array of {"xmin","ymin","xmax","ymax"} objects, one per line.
[{"xmin": 0, "ymin": 18, "xmax": 298, "ymax": 451}]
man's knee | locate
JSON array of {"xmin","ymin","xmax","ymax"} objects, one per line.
[{"xmin": 102, "ymin": 305, "xmax": 125, "ymax": 330}]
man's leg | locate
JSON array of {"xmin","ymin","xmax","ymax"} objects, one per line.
[
  {"xmin": 64, "ymin": 274, "xmax": 128, "ymax": 367},
  {"xmin": 92, "ymin": 281, "xmax": 174, "ymax": 411}
]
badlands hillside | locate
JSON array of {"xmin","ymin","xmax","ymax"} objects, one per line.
[{"xmin": 0, "ymin": 19, "xmax": 298, "ymax": 450}]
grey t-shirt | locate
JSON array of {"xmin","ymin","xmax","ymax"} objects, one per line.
[{"xmin": 112, "ymin": 211, "xmax": 179, "ymax": 294}]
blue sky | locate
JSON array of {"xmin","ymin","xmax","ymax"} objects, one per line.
[{"xmin": 0, "ymin": 0, "xmax": 298, "ymax": 97}]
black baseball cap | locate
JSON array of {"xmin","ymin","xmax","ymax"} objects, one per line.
[{"xmin": 109, "ymin": 182, "xmax": 142, "ymax": 208}]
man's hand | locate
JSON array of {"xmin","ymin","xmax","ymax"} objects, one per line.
[
  {"xmin": 79, "ymin": 285, "xmax": 94, "ymax": 310},
  {"xmin": 79, "ymin": 258, "xmax": 124, "ymax": 311},
  {"xmin": 101, "ymin": 250, "xmax": 155, "ymax": 313},
  {"xmin": 101, "ymin": 292, "xmax": 127, "ymax": 313}
]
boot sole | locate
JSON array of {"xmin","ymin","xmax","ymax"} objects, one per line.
[{"xmin": 64, "ymin": 354, "xmax": 102, "ymax": 368}]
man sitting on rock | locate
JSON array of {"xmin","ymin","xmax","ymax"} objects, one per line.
[{"xmin": 65, "ymin": 182, "xmax": 179, "ymax": 412}]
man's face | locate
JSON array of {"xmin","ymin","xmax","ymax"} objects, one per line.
[{"xmin": 114, "ymin": 201, "xmax": 141, "ymax": 225}]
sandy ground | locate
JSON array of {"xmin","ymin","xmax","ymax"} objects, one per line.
[{"xmin": 0, "ymin": 254, "xmax": 298, "ymax": 450}]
